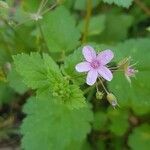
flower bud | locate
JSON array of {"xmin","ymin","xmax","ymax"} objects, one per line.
[
  {"xmin": 106, "ymin": 93, "xmax": 119, "ymax": 108},
  {"xmin": 96, "ymin": 91, "xmax": 104, "ymax": 100}
]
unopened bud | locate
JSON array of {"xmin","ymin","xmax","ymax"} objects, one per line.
[
  {"xmin": 106, "ymin": 93, "xmax": 119, "ymax": 108},
  {"xmin": 96, "ymin": 91, "xmax": 104, "ymax": 100}
]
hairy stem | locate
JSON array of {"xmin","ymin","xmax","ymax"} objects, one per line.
[
  {"xmin": 37, "ymin": 22, "xmax": 47, "ymax": 52},
  {"xmin": 82, "ymin": 0, "xmax": 92, "ymax": 44},
  {"xmin": 98, "ymin": 77, "xmax": 109, "ymax": 94}
]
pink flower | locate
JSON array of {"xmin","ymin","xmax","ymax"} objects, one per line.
[
  {"xmin": 75, "ymin": 45, "xmax": 114, "ymax": 85},
  {"xmin": 125, "ymin": 66, "xmax": 138, "ymax": 83}
]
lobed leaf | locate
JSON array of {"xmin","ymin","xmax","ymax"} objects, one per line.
[
  {"xmin": 102, "ymin": 0, "xmax": 133, "ymax": 8},
  {"xmin": 21, "ymin": 96, "xmax": 93, "ymax": 150},
  {"xmin": 42, "ymin": 6, "xmax": 81, "ymax": 52},
  {"xmin": 13, "ymin": 52, "xmax": 61, "ymax": 89}
]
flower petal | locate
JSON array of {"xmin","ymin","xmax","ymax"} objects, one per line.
[
  {"xmin": 82, "ymin": 45, "xmax": 96, "ymax": 62},
  {"xmin": 86, "ymin": 70, "xmax": 98, "ymax": 85},
  {"xmin": 75, "ymin": 62, "xmax": 91, "ymax": 72},
  {"xmin": 98, "ymin": 66, "xmax": 113, "ymax": 81},
  {"xmin": 97, "ymin": 49, "xmax": 114, "ymax": 65}
]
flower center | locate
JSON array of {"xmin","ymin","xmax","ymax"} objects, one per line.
[{"xmin": 91, "ymin": 60, "xmax": 100, "ymax": 69}]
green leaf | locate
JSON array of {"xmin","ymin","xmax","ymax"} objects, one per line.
[
  {"xmin": 78, "ymin": 15, "xmax": 106, "ymax": 36},
  {"xmin": 93, "ymin": 111, "xmax": 108, "ymax": 131},
  {"xmin": 74, "ymin": 0, "xmax": 101, "ymax": 10},
  {"xmin": 7, "ymin": 66, "xmax": 28, "ymax": 94},
  {"xmin": 21, "ymin": 96, "xmax": 93, "ymax": 150},
  {"xmin": 0, "ymin": 67, "xmax": 6, "ymax": 82},
  {"xmin": 102, "ymin": 0, "xmax": 133, "ymax": 8},
  {"xmin": 42, "ymin": 6, "xmax": 81, "ymax": 52},
  {"xmin": 109, "ymin": 38, "xmax": 150, "ymax": 115},
  {"xmin": 22, "ymin": 0, "xmax": 41, "ymax": 11},
  {"xmin": 13, "ymin": 52, "xmax": 61, "ymax": 89},
  {"xmin": 128, "ymin": 124, "xmax": 150, "ymax": 150},
  {"xmin": 110, "ymin": 138, "xmax": 125, "ymax": 150},
  {"xmin": 0, "ymin": 48, "xmax": 11, "ymax": 66},
  {"xmin": 107, "ymin": 109, "xmax": 129, "ymax": 136},
  {"xmin": 13, "ymin": 52, "xmax": 48, "ymax": 89},
  {"xmin": 99, "ymin": 14, "xmax": 133, "ymax": 42},
  {"xmin": 0, "ymin": 1, "xmax": 9, "ymax": 19},
  {"xmin": 0, "ymin": 1, "xmax": 9, "ymax": 9},
  {"xmin": 20, "ymin": 0, "xmax": 53, "ymax": 12},
  {"xmin": 0, "ymin": 82, "xmax": 14, "ymax": 105},
  {"xmin": 63, "ymin": 47, "xmax": 85, "ymax": 85},
  {"xmin": 36, "ymin": 78, "xmax": 87, "ymax": 109},
  {"xmin": 13, "ymin": 52, "xmax": 86, "ymax": 109},
  {"xmin": 97, "ymin": 141, "xmax": 107, "ymax": 150},
  {"xmin": 65, "ymin": 140, "xmax": 92, "ymax": 150}
]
